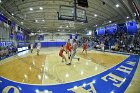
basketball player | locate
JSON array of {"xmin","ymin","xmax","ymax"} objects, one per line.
[
  {"xmin": 101, "ymin": 42, "xmax": 105, "ymax": 52},
  {"xmin": 59, "ymin": 45, "xmax": 67, "ymax": 63},
  {"xmin": 30, "ymin": 43, "xmax": 34, "ymax": 53},
  {"xmin": 82, "ymin": 40, "xmax": 88, "ymax": 55},
  {"xmin": 65, "ymin": 39, "xmax": 72, "ymax": 59},
  {"xmin": 67, "ymin": 39, "xmax": 80, "ymax": 65},
  {"xmin": 37, "ymin": 42, "xmax": 41, "ymax": 55}
]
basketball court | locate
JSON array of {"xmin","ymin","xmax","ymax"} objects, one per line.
[{"xmin": 0, "ymin": 0, "xmax": 140, "ymax": 93}]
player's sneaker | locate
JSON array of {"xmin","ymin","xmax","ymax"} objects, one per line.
[
  {"xmin": 78, "ymin": 58, "xmax": 80, "ymax": 61},
  {"xmin": 66, "ymin": 62, "xmax": 71, "ymax": 65}
]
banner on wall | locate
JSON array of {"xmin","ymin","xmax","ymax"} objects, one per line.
[
  {"xmin": 96, "ymin": 27, "xmax": 105, "ymax": 36},
  {"xmin": 106, "ymin": 24, "xmax": 117, "ymax": 35},
  {"xmin": 0, "ymin": 41, "xmax": 13, "ymax": 47},
  {"xmin": 126, "ymin": 21, "xmax": 138, "ymax": 35}
]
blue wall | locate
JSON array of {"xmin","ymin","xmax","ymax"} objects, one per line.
[{"xmin": 40, "ymin": 42, "xmax": 66, "ymax": 47}]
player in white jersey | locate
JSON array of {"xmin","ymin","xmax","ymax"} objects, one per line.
[
  {"xmin": 67, "ymin": 39, "xmax": 80, "ymax": 65},
  {"xmin": 37, "ymin": 42, "xmax": 41, "ymax": 55},
  {"xmin": 30, "ymin": 43, "xmax": 34, "ymax": 53}
]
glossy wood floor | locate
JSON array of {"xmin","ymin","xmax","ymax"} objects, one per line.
[
  {"xmin": 0, "ymin": 48, "xmax": 139, "ymax": 93},
  {"xmin": 0, "ymin": 48, "xmax": 127, "ymax": 84}
]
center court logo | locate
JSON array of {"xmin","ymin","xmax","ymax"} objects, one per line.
[{"xmin": 0, "ymin": 55, "xmax": 139, "ymax": 93}]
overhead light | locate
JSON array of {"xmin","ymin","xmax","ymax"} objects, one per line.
[
  {"xmin": 109, "ymin": 21, "xmax": 112, "ymax": 23},
  {"xmin": 21, "ymin": 22, "xmax": 23, "ymax": 25},
  {"xmin": 0, "ymin": 0, "xmax": 1, "ymax": 3},
  {"xmin": 39, "ymin": 7, "xmax": 43, "ymax": 10},
  {"xmin": 42, "ymin": 20, "xmax": 45, "ymax": 22},
  {"xmin": 126, "ymin": 16, "xmax": 129, "ymax": 19},
  {"xmin": 96, "ymin": 25, "xmax": 98, "ymax": 27},
  {"xmin": 94, "ymin": 14, "xmax": 97, "ymax": 17},
  {"xmin": 35, "ymin": 20, "xmax": 38, "ymax": 22},
  {"xmin": 29, "ymin": 8, "xmax": 33, "ymax": 11},
  {"xmin": 11, "ymin": 13, "xmax": 14, "ymax": 16},
  {"xmin": 116, "ymin": 4, "xmax": 120, "ymax": 8}
]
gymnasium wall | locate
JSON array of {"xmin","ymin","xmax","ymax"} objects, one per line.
[{"xmin": 32, "ymin": 33, "xmax": 82, "ymax": 47}]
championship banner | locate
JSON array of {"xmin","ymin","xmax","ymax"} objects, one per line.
[
  {"xmin": 0, "ymin": 55, "xmax": 139, "ymax": 93},
  {"xmin": 126, "ymin": 21, "xmax": 138, "ymax": 35},
  {"xmin": 106, "ymin": 24, "xmax": 117, "ymax": 35},
  {"xmin": 96, "ymin": 27, "xmax": 105, "ymax": 36}
]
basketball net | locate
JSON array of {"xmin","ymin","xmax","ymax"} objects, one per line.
[{"xmin": 69, "ymin": 21, "xmax": 75, "ymax": 28}]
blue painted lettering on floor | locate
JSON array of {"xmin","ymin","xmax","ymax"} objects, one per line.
[{"xmin": 0, "ymin": 55, "xmax": 139, "ymax": 93}]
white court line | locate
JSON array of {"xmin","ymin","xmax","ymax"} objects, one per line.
[{"xmin": 42, "ymin": 55, "xmax": 48, "ymax": 84}]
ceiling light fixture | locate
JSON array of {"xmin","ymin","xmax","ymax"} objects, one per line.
[
  {"xmin": 126, "ymin": 16, "xmax": 129, "ymax": 19},
  {"xmin": 109, "ymin": 21, "xmax": 112, "ymax": 23},
  {"xmin": 11, "ymin": 13, "xmax": 14, "ymax": 16},
  {"xmin": 21, "ymin": 22, "xmax": 23, "ymax": 25},
  {"xmin": 35, "ymin": 20, "xmax": 38, "ymax": 22},
  {"xmin": 116, "ymin": 4, "xmax": 119, "ymax": 8},
  {"xmin": 42, "ymin": 20, "xmax": 45, "ymax": 22},
  {"xmin": 39, "ymin": 7, "xmax": 43, "ymax": 10},
  {"xmin": 29, "ymin": 8, "xmax": 33, "ymax": 11},
  {"xmin": 94, "ymin": 14, "xmax": 97, "ymax": 17}
]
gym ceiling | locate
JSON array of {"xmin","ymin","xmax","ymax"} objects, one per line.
[{"xmin": 0, "ymin": 0, "xmax": 138, "ymax": 33}]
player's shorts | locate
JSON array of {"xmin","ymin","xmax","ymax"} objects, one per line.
[
  {"xmin": 66, "ymin": 48, "xmax": 72, "ymax": 52},
  {"xmin": 59, "ymin": 53, "xmax": 63, "ymax": 57},
  {"xmin": 83, "ymin": 47, "xmax": 87, "ymax": 50}
]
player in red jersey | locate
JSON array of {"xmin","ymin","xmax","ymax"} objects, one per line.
[
  {"xmin": 59, "ymin": 45, "xmax": 67, "ymax": 63},
  {"xmin": 65, "ymin": 39, "xmax": 72, "ymax": 59},
  {"xmin": 82, "ymin": 40, "xmax": 88, "ymax": 55}
]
